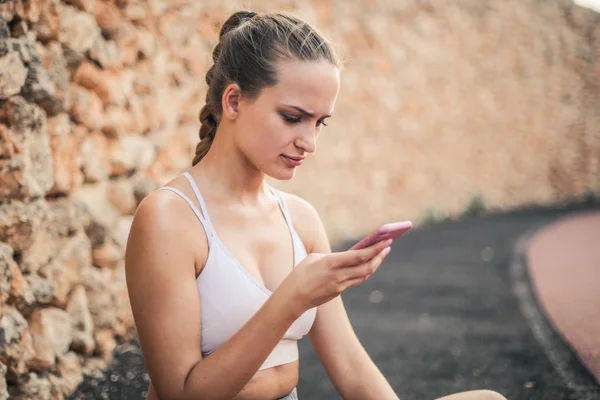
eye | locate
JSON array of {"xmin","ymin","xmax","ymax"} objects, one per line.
[
  {"xmin": 281, "ymin": 114, "xmax": 301, "ymax": 124},
  {"xmin": 317, "ymin": 119, "xmax": 328, "ymax": 127}
]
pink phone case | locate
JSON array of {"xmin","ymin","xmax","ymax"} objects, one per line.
[{"xmin": 350, "ymin": 221, "xmax": 413, "ymax": 250}]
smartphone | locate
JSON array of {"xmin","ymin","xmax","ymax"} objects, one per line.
[{"xmin": 350, "ymin": 221, "xmax": 413, "ymax": 250}]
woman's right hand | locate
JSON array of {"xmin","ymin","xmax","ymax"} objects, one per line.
[{"xmin": 282, "ymin": 239, "xmax": 392, "ymax": 315}]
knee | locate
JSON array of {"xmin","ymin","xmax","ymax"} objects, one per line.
[
  {"xmin": 436, "ymin": 390, "xmax": 507, "ymax": 400},
  {"xmin": 477, "ymin": 390, "xmax": 507, "ymax": 400}
]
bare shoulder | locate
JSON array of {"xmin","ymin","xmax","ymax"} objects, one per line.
[
  {"xmin": 127, "ymin": 188, "xmax": 209, "ymax": 276},
  {"xmin": 278, "ymin": 191, "xmax": 330, "ymax": 254},
  {"xmin": 130, "ymin": 189, "xmax": 201, "ymax": 249}
]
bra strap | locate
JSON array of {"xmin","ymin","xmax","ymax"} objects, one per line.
[
  {"xmin": 269, "ymin": 186, "xmax": 294, "ymax": 231},
  {"xmin": 183, "ymin": 172, "xmax": 218, "ymax": 238},
  {"xmin": 157, "ymin": 187, "xmax": 213, "ymax": 245}
]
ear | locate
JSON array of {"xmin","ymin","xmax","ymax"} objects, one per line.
[{"xmin": 221, "ymin": 83, "xmax": 242, "ymax": 121}]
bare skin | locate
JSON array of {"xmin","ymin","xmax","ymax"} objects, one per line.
[{"xmin": 125, "ymin": 60, "xmax": 507, "ymax": 400}]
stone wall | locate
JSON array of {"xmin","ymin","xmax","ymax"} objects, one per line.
[{"xmin": 0, "ymin": 0, "xmax": 598, "ymax": 398}]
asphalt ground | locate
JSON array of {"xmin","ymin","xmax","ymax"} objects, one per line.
[{"xmin": 69, "ymin": 201, "xmax": 600, "ymax": 400}]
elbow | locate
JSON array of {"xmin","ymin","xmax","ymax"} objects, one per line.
[{"xmin": 152, "ymin": 361, "xmax": 241, "ymax": 400}]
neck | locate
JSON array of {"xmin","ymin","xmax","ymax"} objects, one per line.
[{"xmin": 189, "ymin": 127, "xmax": 267, "ymax": 205}]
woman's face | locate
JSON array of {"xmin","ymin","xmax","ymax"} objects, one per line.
[{"xmin": 233, "ymin": 60, "xmax": 340, "ymax": 180}]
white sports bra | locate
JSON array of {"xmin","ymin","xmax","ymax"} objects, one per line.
[{"xmin": 158, "ymin": 172, "xmax": 317, "ymax": 370}]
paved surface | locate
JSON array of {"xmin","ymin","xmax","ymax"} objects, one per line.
[
  {"xmin": 527, "ymin": 211, "xmax": 600, "ymax": 384},
  {"xmin": 69, "ymin": 202, "xmax": 600, "ymax": 400}
]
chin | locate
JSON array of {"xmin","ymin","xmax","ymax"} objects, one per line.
[
  {"xmin": 263, "ymin": 164, "xmax": 296, "ymax": 181},
  {"xmin": 268, "ymin": 169, "xmax": 296, "ymax": 181}
]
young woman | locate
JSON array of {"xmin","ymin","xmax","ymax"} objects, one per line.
[{"xmin": 125, "ymin": 11, "xmax": 507, "ymax": 400}]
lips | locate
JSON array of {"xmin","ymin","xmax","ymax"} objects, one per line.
[
  {"xmin": 281, "ymin": 154, "xmax": 305, "ymax": 166},
  {"xmin": 282, "ymin": 155, "xmax": 305, "ymax": 161}
]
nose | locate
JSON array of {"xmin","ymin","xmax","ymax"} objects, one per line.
[{"xmin": 295, "ymin": 127, "xmax": 317, "ymax": 153}]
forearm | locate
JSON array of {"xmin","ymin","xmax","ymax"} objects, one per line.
[
  {"xmin": 179, "ymin": 288, "xmax": 300, "ymax": 400},
  {"xmin": 339, "ymin": 357, "xmax": 399, "ymax": 400}
]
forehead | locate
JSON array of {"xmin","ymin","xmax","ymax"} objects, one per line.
[{"xmin": 260, "ymin": 60, "xmax": 340, "ymax": 112}]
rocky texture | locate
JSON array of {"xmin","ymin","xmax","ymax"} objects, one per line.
[{"xmin": 0, "ymin": 0, "xmax": 599, "ymax": 398}]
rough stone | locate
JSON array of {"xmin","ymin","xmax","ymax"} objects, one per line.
[
  {"xmin": 50, "ymin": 351, "xmax": 84, "ymax": 396},
  {"xmin": 0, "ymin": 22, "xmax": 9, "ymax": 42},
  {"xmin": 46, "ymin": 113, "xmax": 84, "ymax": 195},
  {"xmin": 17, "ymin": 371, "xmax": 52, "ymax": 400},
  {"xmin": 126, "ymin": 92, "xmax": 149, "ymax": 134},
  {"xmin": 29, "ymin": 308, "xmax": 73, "ymax": 367},
  {"xmin": 113, "ymin": 216, "xmax": 132, "ymax": 250},
  {"xmin": 88, "ymin": 35, "xmax": 122, "ymax": 69},
  {"xmin": 131, "ymin": 172, "xmax": 158, "ymax": 205},
  {"xmin": 39, "ymin": 41, "xmax": 72, "ymax": 112},
  {"xmin": 24, "ymin": 274, "xmax": 55, "ymax": 306},
  {"xmin": 30, "ymin": 0, "xmax": 57, "ymax": 41},
  {"xmin": 61, "ymin": 42, "xmax": 85, "ymax": 72},
  {"xmin": 111, "ymin": 20, "xmax": 139, "ymax": 66},
  {"xmin": 72, "ymin": 60, "xmax": 134, "ymax": 106},
  {"xmin": 72, "ymin": 182, "xmax": 121, "ymax": 235},
  {"xmin": 108, "ymin": 179, "xmax": 137, "ymax": 215},
  {"xmin": 14, "ymin": 0, "xmax": 42, "ymax": 24},
  {"xmin": 0, "ymin": 2, "xmax": 16, "ymax": 22},
  {"xmin": 102, "ymin": 104, "xmax": 137, "ymax": 137},
  {"xmin": 92, "ymin": 237, "xmax": 122, "ymax": 269},
  {"xmin": 38, "ymin": 230, "xmax": 92, "ymax": 308},
  {"xmin": 0, "ymin": 243, "xmax": 16, "ymax": 303},
  {"xmin": 80, "ymin": 356, "xmax": 106, "ymax": 379},
  {"xmin": 10, "ymin": 19, "xmax": 30, "ymax": 37},
  {"xmin": 68, "ymin": 84, "xmax": 103, "ymax": 131},
  {"xmin": 122, "ymin": 1, "xmax": 149, "ymax": 21},
  {"xmin": 9, "ymin": 36, "xmax": 41, "ymax": 65},
  {"xmin": 66, "ymin": 286, "xmax": 95, "ymax": 356},
  {"xmin": 0, "ymin": 360, "xmax": 8, "ymax": 399},
  {"xmin": 8, "ymin": 265, "xmax": 35, "ymax": 316},
  {"xmin": 108, "ymin": 134, "xmax": 156, "ymax": 176},
  {"xmin": 0, "ymin": 96, "xmax": 53, "ymax": 200},
  {"xmin": 0, "ymin": 125, "xmax": 15, "ymax": 159},
  {"xmin": 95, "ymin": 0, "xmax": 123, "ymax": 37},
  {"xmin": 19, "ymin": 224, "xmax": 61, "ymax": 275},
  {"xmin": 19, "ymin": 46, "xmax": 62, "ymax": 116},
  {"xmin": 80, "ymin": 130, "xmax": 110, "ymax": 183},
  {"xmin": 0, "ymin": 306, "xmax": 28, "ymax": 366},
  {"xmin": 0, "ymin": 51, "xmax": 28, "ymax": 99},
  {"xmin": 64, "ymin": 0, "xmax": 96, "ymax": 14},
  {"xmin": 93, "ymin": 329, "xmax": 116, "ymax": 361},
  {"xmin": 58, "ymin": 3, "xmax": 101, "ymax": 55},
  {"xmin": 81, "ymin": 267, "xmax": 127, "ymax": 336},
  {"xmin": 46, "ymin": 197, "xmax": 86, "ymax": 237},
  {"xmin": 0, "ymin": 199, "xmax": 51, "ymax": 265}
]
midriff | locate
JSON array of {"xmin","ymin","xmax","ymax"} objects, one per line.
[{"xmin": 145, "ymin": 360, "xmax": 299, "ymax": 400}]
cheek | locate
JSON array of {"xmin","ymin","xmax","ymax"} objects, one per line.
[
  {"xmin": 237, "ymin": 108, "xmax": 295, "ymax": 155},
  {"xmin": 262, "ymin": 114, "xmax": 295, "ymax": 145}
]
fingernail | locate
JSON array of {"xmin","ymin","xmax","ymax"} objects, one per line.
[{"xmin": 383, "ymin": 247, "xmax": 391, "ymax": 256}]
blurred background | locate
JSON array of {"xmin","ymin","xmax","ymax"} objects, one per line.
[{"xmin": 0, "ymin": 0, "xmax": 599, "ymax": 399}]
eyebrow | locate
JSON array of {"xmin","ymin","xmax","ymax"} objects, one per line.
[{"xmin": 285, "ymin": 105, "xmax": 333, "ymax": 119}]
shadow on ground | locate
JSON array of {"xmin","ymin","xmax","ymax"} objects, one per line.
[{"xmin": 69, "ymin": 202, "xmax": 600, "ymax": 400}]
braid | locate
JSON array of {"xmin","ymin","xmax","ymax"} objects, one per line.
[
  {"xmin": 192, "ymin": 105, "xmax": 217, "ymax": 166},
  {"xmin": 192, "ymin": 10, "xmax": 257, "ymax": 166}
]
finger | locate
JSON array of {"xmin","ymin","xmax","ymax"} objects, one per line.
[
  {"xmin": 342, "ymin": 248, "xmax": 390, "ymax": 289},
  {"xmin": 332, "ymin": 239, "xmax": 392, "ymax": 268},
  {"xmin": 341, "ymin": 246, "xmax": 391, "ymax": 281}
]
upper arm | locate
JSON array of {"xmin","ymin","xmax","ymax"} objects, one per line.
[
  {"xmin": 283, "ymin": 194, "xmax": 367, "ymax": 384},
  {"xmin": 125, "ymin": 192, "xmax": 206, "ymax": 400}
]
